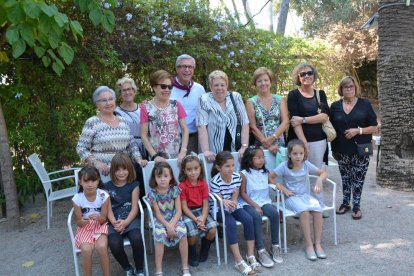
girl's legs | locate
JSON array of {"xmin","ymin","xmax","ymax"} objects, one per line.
[
  {"xmin": 108, "ymin": 232, "xmax": 132, "ymax": 271},
  {"xmin": 216, "ymin": 210, "xmax": 243, "ymax": 262},
  {"xmin": 127, "ymin": 229, "xmax": 145, "ymax": 273},
  {"xmin": 311, "ymin": 211, "xmax": 324, "ymax": 251},
  {"xmin": 299, "ymin": 211, "xmax": 314, "ymax": 253},
  {"xmin": 188, "ymin": 235, "xmax": 199, "ymax": 266},
  {"xmin": 154, "ymin": 242, "xmax": 164, "ymax": 273},
  {"xmin": 95, "ymin": 235, "xmax": 110, "ymax": 276},
  {"xmin": 199, "ymin": 228, "xmax": 216, "ymax": 262},
  {"xmin": 261, "ymin": 204, "xmax": 280, "ymax": 246},
  {"xmin": 179, "ymin": 236, "xmax": 189, "ymax": 270},
  {"xmin": 231, "ymin": 208, "xmax": 255, "ymax": 257},
  {"xmin": 80, "ymin": 243, "xmax": 94, "ymax": 276},
  {"xmin": 243, "ymin": 205, "xmax": 265, "ymax": 250}
]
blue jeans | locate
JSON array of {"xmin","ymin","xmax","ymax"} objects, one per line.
[
  {"xmin": 216, "ymin": 208, "xmax": 254, "ymax": 245},
  {"xmin": 243, "ymin": 204, "xmax": 280, "ymax": 250}
]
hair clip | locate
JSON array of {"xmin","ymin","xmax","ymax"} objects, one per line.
[{"xmin": 182, "ymin": 151, "xmax": 198, "ymax": 162}]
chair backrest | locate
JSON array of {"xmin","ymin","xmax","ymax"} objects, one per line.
[
  {"xmin": 28, "ymin": 153, "xmax": 52, "ymax": 193},
  {"xmin": 198, "ymin": 152, "xmax": 240, "ymax": 184},
  {"xmin": 142, "ymin": 159, "xmax": 180, "ymax": 195},
  {"xmin": 67, "ymin": 208, "xmax": 78, "ymax": 252}
]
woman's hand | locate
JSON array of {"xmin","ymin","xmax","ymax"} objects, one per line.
[
  {"xmin": 314, "ymin": 179, "xmax": 323, "ymax": 194},
  {"xmin": 344, "ymin": 128, "xmax": 359, "ymax": 140},
  {"xmin": 204, "ymin": 150, "xmax": 216, "ymax": 163},
  {"xmin": 177, "ymin": 151, "xmax": 186, "ymax": 166},
  {"xmin": 290, "ymin": 116, "xmax": 304, "ymax": 128},
  {"xmin": 94, "ymin": 160, "xmax": 110, "ymax": 175},
  {"xmin": 262, "ymin": 136, "xmax": 274, "ymax": 148},
  {"xmin": 166, "ymin": 223, "xmax": 177, "ymax": 239},
  {"xmin": 138, "ymin": 159, "xmax": 148, "ymax": 167},
  {"xmin": 154, "ymin": 156, "xmax": 166, "ymax": 162},
  {"xmin": 268, "ymin": 144, "xmax": 279, "ymax": 155},
  {"xmin": 238, "ymin": 145, "xmax": 247, "ymax": 159}
]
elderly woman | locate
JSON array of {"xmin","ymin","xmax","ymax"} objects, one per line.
[
  {"xmin": 330, "ymin": 76, "xmax": 377, "ymax": 220},
  {"xmin": 287, "ymin": 64, "xmax": 329, "ymax": 215},
  {"xmin": 197, "ymin": 70, "xmax": 249, "ymax": 162},
  {"xmin": 115, "ymin": 77, "xmax": 146, "ymax": 159},
  {"xmin": 140, "ymin": 70, "xmax": 189, "ymax": 164},
  {"xmin": 246, "ymin": 67, "xmax": 289, "ymax": 154},
  {"xmin": 76, "ymin": 86, "xmax": 147, "ymax": 183}
]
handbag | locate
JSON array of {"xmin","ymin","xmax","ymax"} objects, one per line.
[
  {"xmin": 316, "ymin": 90, "xmax": 337, "ymax": 142},
  {"xmin": 229, "ymin": 92, "xmax": 242, "ymax": 151},
  {"xmin": 356, "ymin": 143, "xmax": 373, "ymax": 157}
]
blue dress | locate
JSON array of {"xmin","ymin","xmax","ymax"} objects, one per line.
[{"xmin": 274, "ymin": 161, "xmax": 322, "ymax": 214}]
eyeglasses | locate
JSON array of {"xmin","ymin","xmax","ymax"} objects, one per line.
[
  {"xmin": 298, "ymin": 71, "xmax": 314, "ymax": 78},
  {"xmin": 253, "ymin": 156, "xmax": 265, "ymax": 160},
  {"xmin": 96, "ymin": 97, "xmax": 115, "ymax": 103},
  {"xmin": 177, "ymin": 65, "xmax": 194, "ymax": 70},
  {"xmin": 343, "ymin": 85, "xmax": 355, "ymax": 90},
  {"xmin": 157, "ymin": 84, "xmax": 173, "ymax": 90},
  {"xmin": 121, "ymin": 87, "xmax": 134, "ymax": 93}
]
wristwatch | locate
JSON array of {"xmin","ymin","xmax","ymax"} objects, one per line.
[{"xmin": 302, "ymin": 117, "xmax": 306, "ymax": 124}]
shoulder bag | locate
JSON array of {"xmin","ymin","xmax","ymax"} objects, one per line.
[
  {"xmin": 343, "ymin": 110, "xmax": 373, "ymax": 157},
  {"xmin": 316, "ymin": 90, "xmax": 337, "ymax": 142},
  {"xmin": 229, "ymin": 92, "xmax": 242, "ymax": 151}
]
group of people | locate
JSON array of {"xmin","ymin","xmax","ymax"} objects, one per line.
[{"xmin": 73, "ymin": 54, "xmax": 378, "ymax": 275}]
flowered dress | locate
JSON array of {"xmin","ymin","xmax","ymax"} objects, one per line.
[
  {"xmin": 147, "ymin": 186, "xmax": 187, "ymax": 246},
  {"xmin": 248, "ymin": 94, "xmax": 285, "ymax": 146},
  {"xmin": 140, "ymin": 100, "xmax": 186, "ymax": 159}
]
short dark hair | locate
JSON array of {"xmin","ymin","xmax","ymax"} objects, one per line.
[
  {"xmin": 77, "ymin": 166, "xmax": 103, "ymax": 192},
  {"xmin": 110, "ymin": 153, "xmax": 136, "ymax": 184},
  {"xmin": 211, "ymin": 151, "xmax": 234, "ymax": 178},
  {"xmin": 179, "ymin": 154, "xmax": 205, "ymax": 182},
  {"xmin": 149, "ymin": 161, "xmax": 177, "ymax": 188}
]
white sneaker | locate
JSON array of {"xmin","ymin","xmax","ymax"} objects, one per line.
[
  {"xmin": 272, "ymin": 244, "xmax": 283, "ymax": 263},
  {"xmin": 257, "ymin": 249, "xmax": 274, "ymax": 268}
]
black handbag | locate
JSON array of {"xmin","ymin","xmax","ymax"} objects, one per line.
[
  {"xmin": 356, "ymin": 143, "xmax": 373, "ymax": 157},
  {"xmin": 229, "ymin": 92, "xmax": 242, "ymax": 151}
]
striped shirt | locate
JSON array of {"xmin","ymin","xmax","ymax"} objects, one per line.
[
  {"xmin": 196, "ymin": 92, "xmax": 249, "ymax": 153},
  {"xmin": 76, "ymin": 116, "xmax": 141, "ymax": 167},
  {"xmin": 210, "ymin": 172, "xmax": 243, "ymax": 211}
]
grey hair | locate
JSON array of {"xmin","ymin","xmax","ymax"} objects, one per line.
[
  {"xmin": 176, "ymin": 54, "xmax": 196, "ymax": 68},
  {"xmin": 115, "ymin": 77, "xmax": 138, "ymax": 94},
  {"xmin": 92, "ymin": 86, "xmax": 116, "ymax": 105}
]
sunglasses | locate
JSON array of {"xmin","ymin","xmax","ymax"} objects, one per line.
[
  {"xmin": 157, "ymin": 84, "xmax": 173, "ymax": 90},
  {"xmin": 298, "ymin": 71, "xmax": 314, "ymax": 78}
]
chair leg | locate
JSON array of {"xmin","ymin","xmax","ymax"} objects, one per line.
[
  {"xmin": 141, "ymin": 228, "xmax": 149, "ymax": 276},
  {"xmin": 283, "ymin": 214, "xmax": 287, "ymax": 254},
  {"xmin": 47, "ymin": 201, "xmax": 51, "ymax": 229},
  {"xmin": 73, "ymin": 251, "xmax": 80, "ymax": 276},
  {"xmin": 333, "ymin": 210, "xmax": 338, "ymax": 245},
  {"xmin": 215, "ymin": 229, "xmax": 221, "ymax": 265},
  {"xmin": 223, "ymin": 224, "xmax": 228, "ymax": 264}
]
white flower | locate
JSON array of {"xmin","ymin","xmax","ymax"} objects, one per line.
[
  {"xmin": 151, "ymin": 36, "xmax": 162, "ymax": 45},
  {"xmin": 232, "ymin": 81, "xmax": 237, "ymax": 86},
  {"xmin": 116, "ymin": 1, "xmax": 121, "ymax": 8},
  {"xmin": 126, "ymin": 13, "xmax": 133, "ymax": 21},
  {"xmin": 248, "ymin": 58, "xmax": 255, "ymax": 63},
  {"xmin": 213, "ymin": 32, "xmax": 221, "ymax": 40},
  {"xmin": 216, "ymin": 55, "xmax": 222, "ymax": 59},
  {"xmin": 228, "ymin": 51, "xmax": 235, "ymax": 57},
  {"xmin": 219, "ymin": 45, "xmax": 227, "ymax": 49},
  {"xmin": 151, "ymin": 28, "xmax": 156, "ymax": 33},
  {"xmin": 239, "ymin": 49, "xmax": 244, "ymax": 54},
  {"xmin": 103, "ymin": 3, "xmax": 110, "ymax": 9},
  {"xmin": 15, "ymin": 92, "xmax": 23, "ymax": 99},
  {"xmin": 164, "ymin": 40, "xmax": 172, "ymax": 45},
  {"xmin": 162, "ymin": 21, "xmax": 168, "ymax": 27},
  {"xmin": 234, "ymin": 62, "xmax": 240, "ymax": 67}
]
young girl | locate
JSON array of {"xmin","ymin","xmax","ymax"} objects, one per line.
[
  {"xmin": 269, "ymin": 139, "xmax": 328, "ymax": 261},
  {"xmin": 147, "ymin": 161, "xmax": 191, "ymax": 276},
  {"xmin": 239, "ymin": 146, "xmax": 283, "ymax": 268},
  {"xmin": 105, "ymin": 153, "xmax": 145, "ymax": 276},
  {"xmin": 210, "ymin": 151, "xmax": 260, "ymax": 275},
  {"xmin": 72, "ymin": 166, "xmax": 110, "ymax": 276},
  {"xmin": 178, "ymin": 154, "xmax": 217, "ymax": 267}
]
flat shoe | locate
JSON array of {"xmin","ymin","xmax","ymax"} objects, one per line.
[
  {"xmin": 352, "ymin": 208, "xmax": 362, "ymax": 220},
  {"xmin": 315, "ymin": 249, "xmax": 327, "ymax": 259},
  {"xmin": 305, "ymin": 249, "xmax": 317, "ymax": 261},
  {"xmin": 336, "ymin": 204, "xmax": 351, "ymax": 215}
]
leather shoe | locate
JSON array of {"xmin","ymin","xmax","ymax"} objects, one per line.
[
  {"xmin": 315, "ymin": 249, "xmax": 327, "ymax": 259},
  {"xmin": 305, "ymin": 249, "xmax": 317, "ymax": 261}
]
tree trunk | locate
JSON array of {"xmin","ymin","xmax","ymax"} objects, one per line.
[
  {"xmin": 268, "ymin": 0, "xmax": 274, "ymax": 33},
  {"xmin": 0, "ymin": 101, "xmax": 20, "ymax": 229},
  {"xmin": 276, "ymin": 0, "xmax": 290, "ymax": 35},
  {"xmin": 241, "ymin": 0, "xmax": 255, "ymax": 28},
  {"xmin": 377, "ymin": 0, "xmax": 414, "ymax": 189},
  {"xmin": 229, "ymin": 0, "xmax": 241, "ymax": 25},
  {"xmin": 220, "ymin": 0, "xmax": 239, "ymax": 24}
]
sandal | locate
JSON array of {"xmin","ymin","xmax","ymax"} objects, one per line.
[
  {"xmin": 180, "ymin": 267, "xmax": 191, "ymax": 276},
  {"xmin": 336, "ymin": 204, "xmax": 351, "ymax": 215},
  {"xmin": 352, "ymin": 207, "xmax": 362, "ymax": 220},
  {"xmin": 235, "ymin": 259, "xmax": 255, "ymax": 276},
  {"xmin": 246, "ymin": 255, "xmax": 263, "ymax": 273},
  {"xmin": 155, "ymin": 273, "xmax": 163, "ymax": 276}
]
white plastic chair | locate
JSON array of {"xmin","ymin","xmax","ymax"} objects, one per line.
[
  {"xmin": 276, "ymin": 174, "xmax": 337, "ymax": 253},
  {"xmin": 67, "ymin": 201, "xmax": 149, "ymax": 276},
  {"xmin": 198, "ymin": 152, "xmax": 272, "ymax": 264},
  {"xmin": 28, "ymin": 153, "xmax": 80, "ymax": 229},
  {"xmin": 142, "ymin": 158, "xmax": 221, "ymax": 265}
]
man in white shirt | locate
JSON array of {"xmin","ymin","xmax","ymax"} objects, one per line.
[{"xmin": 171, "ymin": 54, "xmax": 206, "ymax": 154}]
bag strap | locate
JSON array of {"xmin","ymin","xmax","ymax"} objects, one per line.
[
  {"xmin": 342, "ymin": 108, "xmax": 358, "ymax": 145},
  {"xmin": 229, "ymin": 92, "xmax": 241, "ymax": 126},
  {"xmin": 315, "ymin": 89, "xmax": 321, "ymax": 106}
]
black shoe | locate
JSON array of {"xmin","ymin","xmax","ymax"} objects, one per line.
[
  {"xmin": 188, "ymin": 244, "xmax": 199, "ymax": 267},
  {"xmin": 199, "ymin": 237, "xmax": 213, "ymax": 262}
]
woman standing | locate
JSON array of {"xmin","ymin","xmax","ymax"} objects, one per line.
[
  {"xmin": 246, "ymin": 67, "xmax": 289, "ymax": 154},
  {"xmin": 287, "ymin": 64, "xmax": 329, "ymax": 214},
  {"xmin": 76, "ymin": 86, "xmax": 146, "ymax": 183},
  {"xmin": 197, "ymin": 70, "xmax": 249, "ymax": 162},
  {"xmin": 330, "ymin": 76, "xmax": 377, "ymax": 220},
  {"xmin": 140, "ymin": 70, "xmax": 189, "ymax": 164}
]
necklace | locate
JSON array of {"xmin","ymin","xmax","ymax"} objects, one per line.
[
  {"xmin": 343, "ymin": 97, "xmax": 356, "ymax": 104},
  {"xmin": 153, "ymin": 99, "xmax": 169, "ymax": 110},
  {"xmin": 99, "ymin": 114, "xmax": 116, "ymax": 123}
]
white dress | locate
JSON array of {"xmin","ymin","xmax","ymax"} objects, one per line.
[{"xmin": 273, "ymin": 161, "xmax": 322, "ymax": 214}]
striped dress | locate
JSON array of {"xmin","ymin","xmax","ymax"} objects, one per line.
[
  {"xmin": 72, "ymin": 189, "xmax": 109, "ymax": 248},
  {"xmin": 147, "ymin": 186, "xmax": 187, "ymax": 247},
  {"xmin": 209, "ymin": 172, "xmax": 243, "ymax": 213},
  {"xmin": 196, "ymin": 92, "xmax": 249, "ymax": 153}
]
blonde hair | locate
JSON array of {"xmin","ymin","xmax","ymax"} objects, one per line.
[
  {"xmin": 208, "ymin": 70, "xmax": 228, "ymax": 88},
  {"xmin": 337, "ymin": 76, "xmax": 361, "ymax": 97},
  {"xmin": 252, "ymin": 67, "xmax": 273, "ymax": 86}
]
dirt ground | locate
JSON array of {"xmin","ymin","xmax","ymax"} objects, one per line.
[{"xmin": 1, "ymin": 149, "xmax": 414, "ymax": 276}]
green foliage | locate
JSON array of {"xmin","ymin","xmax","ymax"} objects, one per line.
[{"xmin": 1, "ymin": 0, "xmax": 348, "ymax": 205}]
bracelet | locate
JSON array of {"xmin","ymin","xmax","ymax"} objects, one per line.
[
  {"xmin": 242, "ymin": 143, "xmax": 248, "ymax": 147},
  {"xmin": 272, "ymin": 133, "xmax": 278, "ymax": 139},
  {"xmin": 359, "ymin": 127, "xmax": 362, "ymax": 135}
]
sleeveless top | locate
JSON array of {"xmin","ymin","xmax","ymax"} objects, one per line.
[
  {"xmin": 248, "ymin": 94, "xmax": 285, "ymax": 146},
  {"xmin": 239, "ymin": 169, "xmax": 272, "ymax": 207}
]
